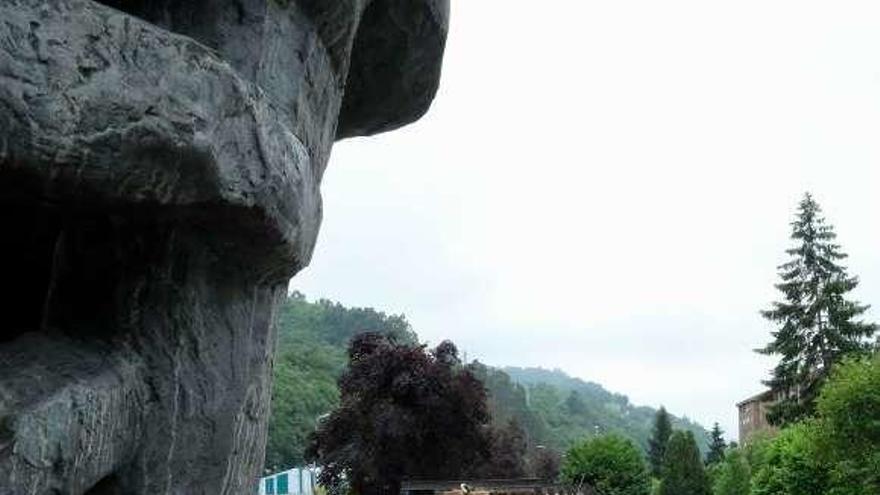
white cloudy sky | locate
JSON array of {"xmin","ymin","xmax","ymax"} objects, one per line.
[{"xmin": 293, "ymin": 0, "xmax": 880, "ymax": 440}]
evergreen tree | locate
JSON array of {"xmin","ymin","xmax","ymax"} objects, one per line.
[
  {"xmin": 705, "ymin": 423, "xmax": 726, "ymax": 465},
  {"xmin": 758, "ymin": 193, "xmax": 877, "ymax": 425},
  {"xmin": 658, "ymin": 431, "xmax": 711, "ymax": 495},
  {"xmin": 648, "ymin": 407, "xmax": 673, "ymax": 477}
]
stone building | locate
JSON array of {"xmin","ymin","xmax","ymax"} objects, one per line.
[{"xmin": 736, "ymin": 390, "xmax": 778, "ymax": 443}]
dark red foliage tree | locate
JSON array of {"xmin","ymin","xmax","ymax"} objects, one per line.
[
  {"xmin": 305, "ymin": 333, "xmax": 494, "ymax": 495},
  {"xmin": 482, "ymin": 419, "xmax": 528, "ymax": 478},
  {"xmin": 528, "ymin": 446, "xmax": 562, "ymax": 482}
]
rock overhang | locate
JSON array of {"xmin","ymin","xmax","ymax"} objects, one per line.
[
  {"xmin": 0, "ymin": 0, "xmax": 449, "ymax": 278},
  {"xmin": 0, "ymin": 0, "xmax": 449, "ymax": 492},
  {"xmin": 337, "ymin": 0, "xmax": 451, "ymax": 138}
]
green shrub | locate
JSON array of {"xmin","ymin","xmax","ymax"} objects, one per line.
[
  {"xmin": 710, "ymin": 448, "xmax": 750, "ymax": 495},
  {"xmin": 561, "ymin": 434, "xmax": 651, "ymax": 495},
  {"xmin": 750, "ymin": 423, "xmax": 828, "ymax": 495},
  {"xmin": 747, "ymin": 355, "xmax": 880, "ymax": 495},
  {"xmin": 814, "ymin": 354, "xmax": 880, "ymax": 494}
]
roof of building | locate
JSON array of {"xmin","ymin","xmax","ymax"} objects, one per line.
[{"xmin": 736, "ymin": 389, "xmax": 775, "ymax": 408}]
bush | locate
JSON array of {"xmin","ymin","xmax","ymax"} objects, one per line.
[
  {"xmin": 750, "ymin": 423, "xmax": 828, "ymax": 495},
  {"xmin": 561, "ymin": 434, "xmax": 651, "ymax": 495},
  {"xmin": 747, "ymin": 355, "xmax": 880, "ymax": 495},
  {"xmin": 714, "ymin": 355, "xmax": 880, "ymax": 495},
  {"xmin": 710, "ymin": 448, "xmax": 750, "ymax": 495},
  {"xmin": 814, "ymin": 354, "xmax": 880, "ymax": 494}
]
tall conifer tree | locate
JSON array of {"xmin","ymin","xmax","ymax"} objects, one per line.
[
  {"xmin": 648, "ymin": 407, "xmax": 672, "ymax": 477},
  {"xmin": 758, "ymin": 193, "xmax": 877, "ymax": 425},
  {"xmin": 705, "ymin": 423, "xmax": 726, "ymax": 465},
  {"xmin": 658, "ymin": 431, "xmax": 711, "ymax": 495}
]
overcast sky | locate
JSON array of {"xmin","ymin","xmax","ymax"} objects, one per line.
[{"xmin": 293, "ymin": 0, "xmax": 880, "ymax": 440}]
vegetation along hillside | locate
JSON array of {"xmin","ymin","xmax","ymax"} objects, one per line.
[
  {"xmin": 266, "ymin": 292, "xmax": 708, "ymax": 471},
  {"xmin": 500, "ymin": 367, "xmax": 708, "ymax": 453}
]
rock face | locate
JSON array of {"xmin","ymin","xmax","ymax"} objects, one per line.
[{"xmin": 0, "ymin": 1, "xmax": 449, "ymax": 493}]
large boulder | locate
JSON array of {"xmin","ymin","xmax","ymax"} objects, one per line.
[{"xmin": 0, "ymin": 0, "xmax": 449, "ymax": 493}]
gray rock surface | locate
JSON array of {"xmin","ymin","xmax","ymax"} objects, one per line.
[{"xmin": 0, "ymin": 0, "xmax": 448, "ymax": 493}]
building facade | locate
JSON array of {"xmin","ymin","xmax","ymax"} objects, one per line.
[
  {"xmin": 736, "ymin": 390, "xmax": 778, "ymax": 443},
  {"xmin": 260, "ymin": 467, "xmax": 319, "ymax": 495}
]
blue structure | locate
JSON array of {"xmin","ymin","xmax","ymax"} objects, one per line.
[{"xmin": 259, "ymin": 467, "xmax": 319, "ymax": 495}]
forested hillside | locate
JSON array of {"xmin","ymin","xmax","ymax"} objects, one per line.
[
  {"xmin": 501, "ymin": 367, "xmax": 708, "ymax": 452},
  {"xmin": 266, "ymin": 293, "xmax": 708, "ymax": 471}
]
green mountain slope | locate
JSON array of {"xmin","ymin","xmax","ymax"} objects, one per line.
[
  {"xmin": 266, "ymin": 293, "xmax": 708, "ymax": 471},
  {"xmin": 501, "ymin": 367, "xmax": 708, "ymax": 453}
]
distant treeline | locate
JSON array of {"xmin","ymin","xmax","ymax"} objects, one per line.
[
  {"xmin": 482, "ymin": 366, "xmax": 708, "ymax": 454},
  {"xmin": 266, "ymin": 292, "xmax": 707, "ymax": 471}
]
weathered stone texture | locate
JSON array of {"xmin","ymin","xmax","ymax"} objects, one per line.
[{"xmin": 0, "ymin": 0, "xmax": 448, "ymax": 493}]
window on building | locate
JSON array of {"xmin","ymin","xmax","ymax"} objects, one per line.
[{"xmin": 277, "ymin": 473, "xmax": 289, "ymax": 495}]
